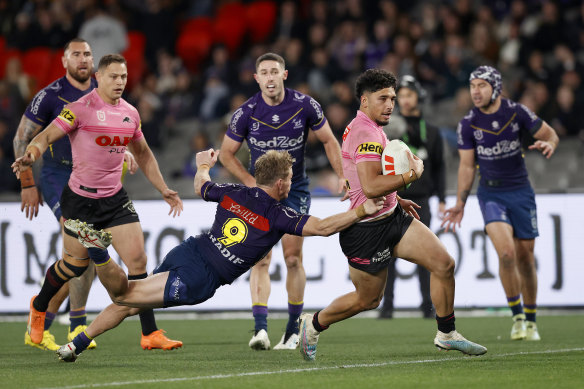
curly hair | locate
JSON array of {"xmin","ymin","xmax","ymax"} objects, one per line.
[{"xmin": 354, "ymin": 69, "xmax": 397, "ymax": 101}]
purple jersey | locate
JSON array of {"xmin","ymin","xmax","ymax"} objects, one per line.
[
  {"xmin": 457, "ymin": 98, "xmax": 542, "ymax": 190},
  {"xmin": 24, "ymin": 76, "xmax": 98, "ymax": 169},
  {"xmin": 225, "ymin": 88, "xmax": 327, "ymax": 183},
  {"xmin": 197, "ymin": 181, "xmax": 310, "ymax": 284}
]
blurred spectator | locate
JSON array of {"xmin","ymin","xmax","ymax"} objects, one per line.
[
  {"xmin": 283, "ymin": 39, "xmax": 308, "ymax": 89},
  {"xmin": 364, "ymin": 20, "xmax": 393, "ymax": 69},
  {"xmin": 328, "ymin": 19, "xmax": 367, "ymax": 76},
  {"xmin": 550, "ymin": 84, "xmax": 582, "ymax": 137},
  {"xmin": 78, "ymin": 4, "xmax": 128, "ymax": 65},
  {"xmin": 3, "ymin": 57, "xmax": 31, "ymax": 104},
  {"xmin": 179, "ymin": 132, "xmax": 217, "ymax": 178}
]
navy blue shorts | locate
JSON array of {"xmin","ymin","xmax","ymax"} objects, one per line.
[
  {"xmin": 40, "ymin": 166, "xmax": 71, "ymax": 221},
  {"xmin": 154, "ymin": 237, "xmax": 222, "ymax": 307},
  {"xmin": 281, "ymin": 176, "xmax": 310, "ymax": 214},
  {"xmin": 477, "ymin": 185, "xmax": 539, "ymax": 239}
]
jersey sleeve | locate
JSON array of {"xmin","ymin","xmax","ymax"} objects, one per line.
[
  {"xmin": 305, "ymin": 97, "xmax": 327, "ymax": 131},
  {"xmin": 52, "ymin": 104, "xmax": 80, "ymax": 134},
  {"xmin": 23, "ymin": 87, "xmax": 55, "ymax": 126},
  {"xmin": 456, "ymin": 116, "xmax": 475, "ymax": 150},
  {"xmin": 271, "ymin": 204, "xmax": 310, "ymax": 236},
  {"xmin": 351, "ymin": 127, "xmax": 384, "ymax": 164},
  {"xmin": 516, "ymin": 103, "xmax": 543, "ymax": 135},
  {"xmin": 201, "ymin": 181, "xmax": 243, "ymax": 202},
  {"xmin": 131, "ymin": 109, "xmax": 144, "ymax": 142},
  {"xmin": 225, "ymin": 104, "xmax": 252, "ymax": 143}
]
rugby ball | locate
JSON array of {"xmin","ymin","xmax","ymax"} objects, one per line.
[{"xmin": 382, "ymin": 139, "xmax": 411, "ymax": 176}]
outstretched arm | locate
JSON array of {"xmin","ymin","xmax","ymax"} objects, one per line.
[
  {"xmin": 301, "ymin": 197, "xmax": 385, "ymax": 236},
  {"xmin": 11, "ymin": 123, "xmax": 65, "ymax": 177},
  {"xmin": 194, "ymin": 148, "xmax": 219, "ymax": 196},
  {"xmin": 129, "ymin": 137, "xmax": 183, "ymax": 217}
]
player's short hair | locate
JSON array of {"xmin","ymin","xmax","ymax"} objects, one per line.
[
  {"xmin": 255, "ymin": 150, "xmax": 294, "ymax": 186},
  {"xmin": 255, "ymin": 53, "xmax": 286, "ymax": 71},
  {"xmin": 64, "ymin": 38, "xmax": 89, "ymax": 54},
  {"xmin": 355, "ymin": 69, "xmax": 397, "ymax": 101},
  {"xmin": 98, "ymin": 54, "xmax": 127, "ymax": 70}
]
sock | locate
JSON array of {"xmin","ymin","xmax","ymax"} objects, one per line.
[
  {"xmin": 252, "ymin": 304, "xmax": 268, "ymax": 333},
  {"xmin": 44, "ymin": 312, "xmax": 55, "ymax": 330},
  {"xmin": 436, "ymin": 312, "xmax": 456, "ymax": 333},
  {"xmin": 69, "ymin": 308, "xmax": 87, "ymax": 331},
  {"xmin": 524, "ymin": 304, "xmax": 537, "ymax": 322},
  {"xmin": 507, "ymin": 295, "xmax": 524, "ymax": 317},
  {"xmin": 312, "ymin": 311, "xmax": 329, "ymax": 332},
  {"xmin": 286, "ymin": 301, "xmax": 303, "ymax": 336},
  {"xmin": 128, "ymin": 272, "xmax": 158, "ymax": 335},
  {"xmin": 72, "ymin": 330, "xmax": 93, "ymax": 355},
  {"xmin": 87, "ymin": 248, "xmax": 111, "ymax": 266},
  {"xmin": 34, "ymin": 265, "xmax": 67, "ymax": 311}
]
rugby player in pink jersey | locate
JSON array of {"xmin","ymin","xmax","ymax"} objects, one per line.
[
  {"xmin": 298, "ymin": 69, "xmax": 487, "ymax": 361},
  {"xmin": 12, "ymin": 54, "xmax": 184, "ymax": 351}
]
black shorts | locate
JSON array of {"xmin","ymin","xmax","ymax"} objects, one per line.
[
  {"xmin": 61, "ymin": 184, "xmax": 140, "ymax": 238},
  {"xmin": 339, "ymin": 204, "xmax": 413, "ymax": 274}
]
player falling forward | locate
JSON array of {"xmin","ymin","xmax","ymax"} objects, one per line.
[
  {"xmin": 298, "ymin": 69, "xmax": 487, "ymax": 362},
  {"xmin": 56, "ymin": 149, "xmax": 383, "ymax": 362}
]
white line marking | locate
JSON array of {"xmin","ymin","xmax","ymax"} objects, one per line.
[{"xmin": 41, "ymin": 347, "xmax": 584, "ymax": 389}]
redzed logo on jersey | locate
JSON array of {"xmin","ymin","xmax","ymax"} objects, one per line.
[
  {"xmin": 95, "ymin": 135, "xmax": 132, "ymax": 147},
  {"xmin": 384, "ymin": 155, "xmax": 396, "ymax": 175}
]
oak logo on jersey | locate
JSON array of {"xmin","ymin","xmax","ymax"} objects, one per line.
[
  {"xmin": 58, "ymin": 108, "xmax": 76, "ymax": 124},
  {"xmin": 95, "ymin": 135, "xmax": 132, "ymax": 147},
  {"xmin": 357, "ymin": 142, "xmax": 383, "ymax": 155}
]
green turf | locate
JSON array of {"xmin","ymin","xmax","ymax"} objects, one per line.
[{"xmin": 1, "ymin": 315, "xmax": 582, "ymax": 389}]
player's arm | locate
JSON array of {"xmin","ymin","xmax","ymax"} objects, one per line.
[
  {"xmin": 357, "ymin": 151, "xmax": 423, "ymax": 198},
  {"xmin": 128, "ymin": 137, "xmax": 183, "ymax": 216},
  {"xmin": 219, "ymin": 135, "xmax": 256, "ymax": 187},
  {"xmin": 301, "ymin": 197, "xmax": 385, "ymax": 237},
  {"xmin": 11, "ymin": 123, "xmax": 66, "ymax": 176},
  {"xmin": 12, "ymin": 116, "xmax": 45, "ymax": 219},
  {"xmin": 441, "ymin": 148, "xmax": 475, "ymax": 232},
  {"xmin": 312, "ymin": 122, "xmax": 346, "ymax": 196},
  {"xmin": 529, "ymin": 121, "xmax": 559, "ymax": 159},
  {"xmin": 194, "ymin": 148, "xmax": 219, "ymax": 196}
]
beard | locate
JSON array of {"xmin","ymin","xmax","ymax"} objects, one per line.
[{"xmin": 68, "ymin": 67, "xmax": 92, "ymax": 84}]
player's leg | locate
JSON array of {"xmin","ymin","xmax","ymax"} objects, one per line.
[
  {"xmin": 108, "ymin": 221, "xmax": 182, "ymax": 350},
  {"xmin": 379, "ymin": 261, "xmax": 396, "ymax": 318},
  {"xmin": 249, "ymin": 251, "xmax": 272, "ymax": 350},
  {"xmin": 299, "ymin": 266, "xmax": 387, "ymax": 361},
  {"xmin": 415, "ymin": 198, "xmax": 434, "ymax": 318},
  {"xmin": 25, "ymin": 284, "xmax": 68, "ymax": 351},
  {"xmin": 273, "ymin": 234, "xmax": 305, "ymax": 350},
  {"xmin": 515, "ymin": 238, "xmax": 540, "ymax": 340},
  {"xmin": 394, "ymin": 219, "xmax": 487, "ymax": 355}
]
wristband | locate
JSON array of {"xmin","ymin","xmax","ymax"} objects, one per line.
[
  {"xmin": 25, "ymin": 144, "xmax": 41, "ymax": 162},
  {"xmin": 401, "ymin": 169, "xmax": 418, "ymax": 186},
  {"xmin": 355, "ymin": 204, "xmax": 366, "ymax": 218},
  {"xmin": 20, "ymin": 168, "xmax": 35, "ymax": 189}
]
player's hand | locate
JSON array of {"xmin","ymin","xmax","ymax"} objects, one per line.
[
  {"xmin": 407, "ymin": 151, "xmax": 424, "ymax": 179},
  {"xmin": 398, "ymin": 197, "xmax": 421, "ymax": 220},
  {"xmin": 20, "ymin": 186, "xmax": 44, "ymax": 220},
  {"xmin": 441, "ymin": 204, "xmax": 465, "ymax": 232},
  {"xmin": 362, "ymin": 196, "xmax": 386, "ymax": 215},
  {"xmin": 124, "ymin": 151, "xmax": 139, "ymax": 174},
  {"xmin": 338, "ymin": 177, "xmax": 349, "ymax": 201},
  {"xmin": 528, "ymin": 140, "xmax": 555, "ymax": 159},
  {"xmin": 196, "ymin": 148, "xmax": 219, "ymax": 169},
  {"xmin": 11, "ymin": 154, "xmax": 35, "ymax": 177},
  {"xmin": 162, "ymin": 188, "xmax": 183, "ymax": 217}
]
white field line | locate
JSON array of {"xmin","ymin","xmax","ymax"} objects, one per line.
[{"xmin": 39, "ymin": 347, "xmax": 584, "ymax": 389}]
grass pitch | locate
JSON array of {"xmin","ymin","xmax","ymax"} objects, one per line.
[{"xmin": 1, "ymin": 314, "xmax": 582, "ymax": 389}]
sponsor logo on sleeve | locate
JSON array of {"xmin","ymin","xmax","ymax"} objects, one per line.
[
  {"xmin": 357, "ymin": 142, "xmax": 383, "ymax": 155},
  {"xmin": 30, "ymin": 90, "xmax": 47, "ymax": 115},
  {"xmin": 58, "ymin": 108, "xmax": 76, "ymax": 124},
  {"xmin": 309, "ymin": 98, "xmax": 323, "ymax": 119}
]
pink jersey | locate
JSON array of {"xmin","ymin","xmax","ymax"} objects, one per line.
[
  {"xmin": 341, "ymin": 110, "xmax": 397, "ymax": 221},
  {"xmin": 53, "ymin": 89, "xmax": 143, "ymax": 198}
]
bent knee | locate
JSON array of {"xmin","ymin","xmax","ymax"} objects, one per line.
[{"xmin": 428, "ymin": 254, "xmax": 455, "ymax": 278}]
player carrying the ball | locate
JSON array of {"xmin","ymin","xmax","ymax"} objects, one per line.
[{"xmin": 298, "ymin": 69, "xmax": 487, "ymax": 361}]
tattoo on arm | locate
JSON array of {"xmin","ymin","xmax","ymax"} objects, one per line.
[
  {"xmin": 13, "ymin": 118, "xmax": 43, "ymax": 158},
  {"xmin": 460, "ymin": 190, "xmax": 470, "ymax": 204}
]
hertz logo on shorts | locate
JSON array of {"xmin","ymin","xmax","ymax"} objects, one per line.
[
  {"xmin": 357, "ymin": 142, "xmax": 383, "ymax": 155},
  {"xmin": 58, "ymin": 108, "xmax": 76, "ymax": 124}
]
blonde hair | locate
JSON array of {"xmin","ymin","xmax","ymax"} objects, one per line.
[{"xmin": 255, "ymin": 150, "xmax": 294, "ymax": 186}]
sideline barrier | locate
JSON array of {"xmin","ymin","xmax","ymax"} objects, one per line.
[{"xmin": 0, "ymin": 194, "xmax": 582, "ymax": 312}]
